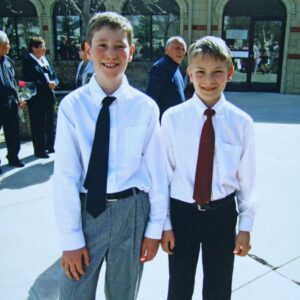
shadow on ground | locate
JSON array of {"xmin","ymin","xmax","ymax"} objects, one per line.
[
  {"xmin": 27, "ymin": 258, "xmax": 62, "ymax": 300},
  {"xmin": 0, "ymin": 160, "xmax": 54, "ymax": 189}
]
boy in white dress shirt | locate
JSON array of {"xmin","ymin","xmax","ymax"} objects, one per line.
[
  {"xmin": 53, "ymin": 12, "xmax": 168, "ymax": 300},
  {"xmin": 161, "ymin": 36, "xmax": 256, "ymax": 300}
]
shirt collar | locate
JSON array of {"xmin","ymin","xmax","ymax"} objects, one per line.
[
  {"xmin": 29, "ymin": 53, "xmax": 49, "ymax": 67},
  {"xmin": 190, "ymin": 92, "xmax": 226, "ymax": 117},
  {"xmin": 88, "ymin": 74, "xmax": 130, "ymax": 106}
]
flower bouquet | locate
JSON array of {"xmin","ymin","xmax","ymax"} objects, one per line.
[
  {"xmin": 17, "ymin": 80, "xmax": 37, "ymax": 101},
  {"xmin": 17, "ymin": 81, "xmax": 37, "ymax": 122}
]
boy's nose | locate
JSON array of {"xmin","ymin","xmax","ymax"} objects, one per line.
[{"xmin": 106, "ymin": 47, "xmax": 117, "ymax": 58}]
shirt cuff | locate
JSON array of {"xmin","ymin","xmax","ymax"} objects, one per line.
[
  {"xmin": 144, "ymin": 221, "xmax": 164, "ymax": 240},
  {"xmin": 59, "ymin": 230, "xmax": 86, "ymax": 251},
  {"xmin": 163, "ymin": 215, "xmax": 172, "ymax": 231},
  {"xmin": 238, "ymin": 215, "xmax": 253, "ymax": 232}
]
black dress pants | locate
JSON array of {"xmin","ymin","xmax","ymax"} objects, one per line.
[
  {"xmin": 0, "ymin": 102, "xmax": 21, "ymax": 162},
  {"xmin": 27, "ymin": 98, "xmax": 55, "ymax": 155},
  {"xmin": 167, "ymin": 196, "xmax": 237, "ymax": 300}
]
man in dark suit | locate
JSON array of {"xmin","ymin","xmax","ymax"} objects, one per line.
[
  {"xmin": 145, "ymin": 36, "xmax": 187, "ymax": 119},
  {"xmin": 0, "ymin": 30, "xmax": 25, "ymax": 172},
  {"xmin": 22, "ymin": 36, "xmax": 59, "ymax": 158}
]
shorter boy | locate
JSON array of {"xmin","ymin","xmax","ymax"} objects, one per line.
[
  {"xmin": 161, "ymin": 36, "xmax": 256, "ymax": 300},
  {"xmin": 54, "ymin": 12, "xmax": 168, "ymax": 300}
]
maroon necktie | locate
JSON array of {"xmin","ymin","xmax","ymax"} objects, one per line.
[{"xmin": 193, "ymin": 108, "xmax": 215, "ymax": 206}]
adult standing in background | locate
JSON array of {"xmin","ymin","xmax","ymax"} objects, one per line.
[
  {"xmin": 0, "ymin": 30, "xmax": 25, "ymax": 173},
  {"xmin": 75, "ymin": 41, "xmax": 94, "ymax": 88},
  {"xmin": 22, "ymin": 36, "xmax": 59, "ymax": 158},
  {"xmin": 145, "ymin": 36, "xmax": 187, "ymax": 119}
]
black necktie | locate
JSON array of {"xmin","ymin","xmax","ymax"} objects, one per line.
[
  {"xmin": 193, "ymin": 108, "xmax": 215, "ymax": 206},
  {"xmin": 84, "ymin": 96, "xmax": 116, "ymax": 217}
]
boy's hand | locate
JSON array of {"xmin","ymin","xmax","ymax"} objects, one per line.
[
  {"xmin": 234, "ymin": 231, "xmax": 251, "ymax": 256},
  {"xmin": 62, "ymin": 247, "xmax": 90, "ymax": 280},
  {"xmin": 161, "ymin": 230, "xmax": 175, "ymax": 254},
  {"xmin": 140, "ymin": 237, "xmax": 160, "ymax": 263}
]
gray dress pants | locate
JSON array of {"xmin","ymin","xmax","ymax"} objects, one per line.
[{"xmin": 60, "ymin": 191, "xmax": 150, "ymax": 300}]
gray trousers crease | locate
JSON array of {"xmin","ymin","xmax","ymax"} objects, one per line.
[{"xmin": 59, "ymin": 191, "xmax": 150, "ymax": 300}]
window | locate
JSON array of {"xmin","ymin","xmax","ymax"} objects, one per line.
[
  {"xmin": 123, "ymin": 0, "xmax": 180, "ymax": 61},
  {"xmin": 53, "ymin": 1, "xmax": 105, "ymax": 60},
  {"xmin": 0, "ymin": 0, "xmax": 39, "ymax": 59}
]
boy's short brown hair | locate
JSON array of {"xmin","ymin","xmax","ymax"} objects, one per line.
[
  {"xmin": 188, "ymin": 36, "xmax": 233, "ymax": 69},
  {"xmin": 87, "ymin": 12, "xmax": 133, "ymax": 46}
]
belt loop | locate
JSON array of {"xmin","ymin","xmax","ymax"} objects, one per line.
[{"xmin": 133, "ymin": 188, "xmax": 137, "ymax": 196}]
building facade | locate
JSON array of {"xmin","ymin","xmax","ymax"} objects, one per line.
[{"xmin": 1, "ymin": 0, "xmax": 299, "ymax": 94}]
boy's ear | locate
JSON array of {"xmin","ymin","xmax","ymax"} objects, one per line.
[
  {"xmin": 86, "ymin": 43, "xmax": 91, "ymax": 60},
  {"xmin": 128, "ymin": 44, "xmax": 135, "ymax": 63},
  {"xmin": 187, "ymin": 66, "xmax": 193, "ymax": 82},
  {"xmin": 227, "ymin": 66, "xmax": 234, "ymax": 81}
]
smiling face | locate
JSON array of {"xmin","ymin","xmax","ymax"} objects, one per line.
[
  {"xmin": 188, "ymin": 53, "xmax": 234, "ymax": 107},
  {"xmin": 87, "ymin": 26, "xmax": 135, "ymax": 94}
]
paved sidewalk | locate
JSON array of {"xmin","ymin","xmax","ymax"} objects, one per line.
[{"xmin": 0, "ymin": 92, "xmax": 300, "ymax": 299}]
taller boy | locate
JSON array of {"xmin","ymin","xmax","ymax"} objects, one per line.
[
  {"xmin": 161, "ymin": 36, "xmax": 256, "ymax": 299},
  {"xmin": 53, "ymin": 12, "xmax": 168, "ymax": 300}
]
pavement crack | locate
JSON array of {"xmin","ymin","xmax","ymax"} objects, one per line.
[
  {"xmin": 248, "ymin": 253, "xmax": 275, "ymax": 269},
  {"xmin": 247, "ymin": 253, "xmax": 300, "ymax": 287}
]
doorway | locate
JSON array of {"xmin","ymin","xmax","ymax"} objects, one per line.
[{"xmin": 222, "ymin": 0, "xmax": 286, "ymax": 92}]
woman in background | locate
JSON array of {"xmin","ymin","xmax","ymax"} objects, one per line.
[{"xmin": 22, "ymin": 36, "xmax": 59, "ymax": 158}]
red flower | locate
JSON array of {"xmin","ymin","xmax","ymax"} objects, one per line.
[{"xmin": 18, "ymin": 81, "xmax": 26, "ymax": 88}]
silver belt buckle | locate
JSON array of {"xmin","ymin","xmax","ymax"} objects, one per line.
[
  {"xmin": 106, "ymin": 197, "xmax": 118, "ymax": 202},
  {"xmin": 197, "ymin": 204, "xmax": 207, "ymax": 211}
]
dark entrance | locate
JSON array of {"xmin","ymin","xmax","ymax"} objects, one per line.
[{"xmin": 223, "ymin": 0, "xmax": 286, "ymax": 92}]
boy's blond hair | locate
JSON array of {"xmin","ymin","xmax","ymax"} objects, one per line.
[
  {"xmin": 188, "ymin": 36, "xmax": 233, "ymax": 69},
  {"xmin": 87, "ymin": 12, "xmax": 133, "ymax": 46}
]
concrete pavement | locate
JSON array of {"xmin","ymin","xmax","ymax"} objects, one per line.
[{"xmin": 0, "ymin": 92, "xmax": 300, "ymax": 299}]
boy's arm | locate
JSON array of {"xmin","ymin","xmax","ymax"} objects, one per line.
[
  {"xmin": 160, "ymin": 111, "xmax": 177, "ymax": 254},
  {"xmin": 141, "ymin": 104, "xmax": 169, "ymax": 241},
  {"xmin": 161, "ymin": 111, "xmax": 176, "ymax": 232},
  {"xmin": 236, "ymin": 118, "xmax": 256, "ymax": 232},
  {"xmin": 54, "ymin": 98, "xmax": 90, "ymax": 279},
  {"xmin": 53, "ymin": 98, "xmax": 86, "ymax": 251}
]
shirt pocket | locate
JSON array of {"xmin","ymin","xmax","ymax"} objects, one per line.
[
  {"xmin": 217, "ymin": 142, "xmax": 242, "ymax": 180},
  {"xmin": 123, "ymin": 125, "xmax": 148, "ymax": 157}
]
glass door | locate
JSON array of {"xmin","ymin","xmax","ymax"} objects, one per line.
[
  {"xmin": 249, "ymin": 19, "xmax": 284, "ymax": 90},
  {"xmin": 223, "ymin": 16, "xmax": 285, "ymax": 92}
]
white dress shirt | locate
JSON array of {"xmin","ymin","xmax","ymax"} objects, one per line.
[
  {"xmin": 29, "ymin": 53, "xmax": 52, "ymax": 82},
  {"xmin": 161, "ymin": 93, "xmax": 256, "ymax": 232},
  {"xmin": 54, "ymin": 75, "xmax": 169, "ymax": 250}
]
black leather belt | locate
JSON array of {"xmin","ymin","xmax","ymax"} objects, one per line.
[
  {"xmin": 171, "ymin": 192, "xmax": 236, "ymax": 212},
  {"xmin": 80, "ymin": 188, "xmax": 140, "ymax": 202},
  {"xmin": 106, "ymin": 187, "xmax": 140, "ymax": 201},
  {"xmin": 195, "ymin": 192, "xmax": 236, "ymax": 211}
]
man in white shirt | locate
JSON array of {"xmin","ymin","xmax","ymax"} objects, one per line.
[
  {"xmin": 161, "ymin": 36, "xmax": 256, "ymax": 300},
  {"xmin": 54, "ymin": 12, "xmax": 168, "ymax": 300}
]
